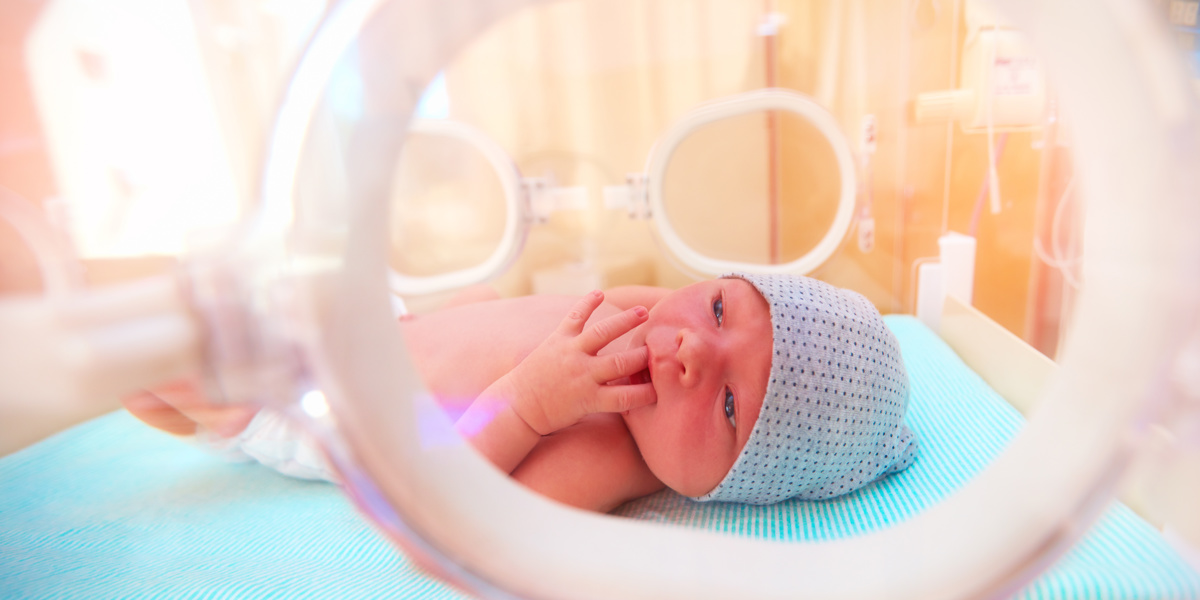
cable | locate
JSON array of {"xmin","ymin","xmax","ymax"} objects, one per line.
[
  {"xmin": 940, "ymin": 0, "xmax": 963, "ymax": 235},
  {"xmin": 1032, "ymin": 173, "xmax": 1081, "ymax": 289},
  {"xmin": 985, "ymin": 26, "xmax": 1003, "ymax": 215},
  {"xmin": 968, "ymin": 132, "xmax": 1009, "ymax": 238}
]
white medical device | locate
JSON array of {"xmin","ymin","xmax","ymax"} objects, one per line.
[{"xmin": 2, "ymin": 0, "xmax": 1199, "ymax": 598}]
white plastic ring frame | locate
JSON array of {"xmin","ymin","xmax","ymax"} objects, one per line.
[
  {"xmin": 257, "ymin": 0, "xmax": 1200, "ymax": 598},
  {"xmin": 646, "ymin": 88, "xmax": 857, "ymax": 276},
  {"xmin": 387, "ymin": 119, "xmax": 526, "ymax": 297}
]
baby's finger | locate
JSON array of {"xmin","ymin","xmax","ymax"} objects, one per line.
[
  {"xmin": 558, "ymin": 290, "xmax": 605, "ymax": 337},
  {"xmin": 590, "ymin": 383, "xmax": 657, "ymax": 415},
  {"xmin": 579, "ymin": 305, "xmax": 648, "ymax": 354},
  {"xmin": 593, "ymin": 345, "xmax": 649, "ymax": 384}
]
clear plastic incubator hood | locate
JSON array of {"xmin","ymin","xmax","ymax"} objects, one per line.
[{"xmin": 3, "ymin": 0, "xmax": 1200, "ymax": 598}]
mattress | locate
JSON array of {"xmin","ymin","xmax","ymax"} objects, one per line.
[{"xmin": 1, "ymin": 316, "xmax": 1197, "ymax": 599}]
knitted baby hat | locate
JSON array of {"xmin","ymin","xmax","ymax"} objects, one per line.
[{"xmin": 693, "ymin": 273, "xmax": 918, "ymax": 505}]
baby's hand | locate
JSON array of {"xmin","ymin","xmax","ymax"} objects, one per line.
[{"xmin": 507, "ymin": 290, "xmax": 655, "ymax": 435}]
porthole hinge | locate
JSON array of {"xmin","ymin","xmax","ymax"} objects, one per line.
[{"xmin": 602, "ymin": 173, "xmax": 651, "ymax": 220}]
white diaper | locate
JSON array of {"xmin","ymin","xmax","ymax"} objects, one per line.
[{"xmin": 195, "ymin": 408, "xmax": 337, "ymax": 483}]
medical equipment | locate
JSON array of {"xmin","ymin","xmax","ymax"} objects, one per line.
[
  {"xmin": 914, "ymin": 2, "xmax": 1047, "ymax": 132},
  {"xmin": 2, "ymin": 0, "xmax": 1200, "ymax": 598}
]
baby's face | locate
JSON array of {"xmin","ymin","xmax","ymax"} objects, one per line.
[{"xmin": 621, "ymin": 278, "xmax": 772, "ymax": 497}]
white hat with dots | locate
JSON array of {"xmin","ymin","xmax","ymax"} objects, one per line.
[{"xmin": 694, "ymin": 273, "xmax": 918, "ymax": 505}]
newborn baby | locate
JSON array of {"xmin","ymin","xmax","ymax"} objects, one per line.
[{"xmin": 125, "ymin": 273, "xmax": 917, "ymax": 511}]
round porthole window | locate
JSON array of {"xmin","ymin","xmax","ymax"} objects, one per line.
[
  {"xmin": 646, "ymin": 89, "xmax": 857, "ymax": 277},
  {"xmin": 388, "ymin": 119, "xmax": 526, "ymax": 297}
]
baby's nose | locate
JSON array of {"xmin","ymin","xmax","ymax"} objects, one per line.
[{"xmin": 675, "ymin": 329, "xmax": 711, "ymax": 388}]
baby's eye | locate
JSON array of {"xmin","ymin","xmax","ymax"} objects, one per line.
[
  {"xmin": 724, "ymin": 387, "xmax": 736, "ymax": 429},
  {"xmin": 712, "ymin": 296, "xmax": 724, "ymax": 327}
]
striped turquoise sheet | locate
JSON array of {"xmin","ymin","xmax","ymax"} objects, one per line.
[
  {"xmin": 1, "ymin": 315, "xmax": 1197, "ymax": 599},
  {"xmin": 0, "ymin": 410, "xmax": 465, "ymax": 600}
]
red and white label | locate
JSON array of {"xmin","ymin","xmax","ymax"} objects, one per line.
[{"xmin": 993, "ymin": 57, "xmax": 1040, "ymax": 96}]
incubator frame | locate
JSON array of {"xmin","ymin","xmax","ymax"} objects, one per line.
[
  {"xmin": 241, "ymin": 0, "xmax": 1200, "ymax": 597},
  {"xmin": 1, "ymin": 0, "xmax": 1197, "ymax": 598}
]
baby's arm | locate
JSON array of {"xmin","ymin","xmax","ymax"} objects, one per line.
[
  {"xmin": 513, "ymin": 415, "xmax": 664, "ymax": 512},
  {"xmin": 455, "ymin": 291, "xmax": 656, "ymax": 474}
]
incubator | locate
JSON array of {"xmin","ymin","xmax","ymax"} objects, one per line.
[{"xmin": 2, "ymin": 0, "xmax": 1200, "ymax": 598}]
